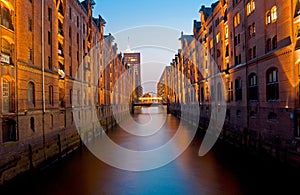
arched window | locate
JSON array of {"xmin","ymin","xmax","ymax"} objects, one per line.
[
  {"xmin": 2, "ymin": 119, "xmax": 16, "ymax": 142},
  {"xmin": 266, "ymin": 68, "xmax": 279, "ymax": 101},
  {"xmin": 28, "ymin": 82, "xmax": 35, "ymax": 108},
  {"xmin": 235, "ymin": 78, "xmax": 242, "ymax": 101},
  {"xmin": 248, "ymin": 73, "xmax": 258, "ymax": 101}
]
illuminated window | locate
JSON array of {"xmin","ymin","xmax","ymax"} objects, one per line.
[
  {"xmin": 234, "ymin": 13, "xmax": 240, "ymax": 27},
  {"xmin": 246, "ymin": 0, "xmax": 255, "ymax": 16},
  {"xmin": 225, "ymin": 25, "xmax": 229, "ymax": 39},
  {"xmin": 216, "ymin": 32, "xmax": 220, "ymax": 43},
  {"xmin": 266, "ymin": 11, "xmax": 271, "ymax": 24},
  {"xmin": 271, "ymin": 6, "xmax": 277, "ymax": 22},
  {"xmin": 210, "ymin": 39, "xmax": 213, "ymax": 49},
  {"xmin": 266, "ymin": 68, "xmax": 279, "ymax": 101},
  {"xmin": 266, "ymin": 6, "xmax": 277, "ymax": 24}
]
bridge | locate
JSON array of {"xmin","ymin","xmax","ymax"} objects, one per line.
[{"xmin": 130, "ymin": 97, "xmax": 169, "ymax": 114}]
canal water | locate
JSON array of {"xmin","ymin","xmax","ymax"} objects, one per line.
[{"xmin": 1, "ymin": 107, "xmax": 299, "ymax": 195}]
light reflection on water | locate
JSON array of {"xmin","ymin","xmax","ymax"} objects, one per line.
[{"xmin": 1, "ymin": 106, "xmax": 299, "ymax": 195}]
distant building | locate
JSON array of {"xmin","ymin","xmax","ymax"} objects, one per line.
[
  {"xmin": 157, "ymin": 66, "xmax": 172, "ymax": 103},
  {"xmin": 122, "ymin": 52, "xmax": 142, "ymax": 101}
]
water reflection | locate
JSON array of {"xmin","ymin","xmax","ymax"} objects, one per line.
[{"xmin": 1, "ymin": 107, "xmax": 299, "ymax": 194}]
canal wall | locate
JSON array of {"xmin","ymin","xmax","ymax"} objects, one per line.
[
  {"xmin": 169, "ymin": 103, "xmax": 300, "ymax": 170},
  {"xmin": 0, "ymin": 107, "xmax": 127, "ymax": 185}
]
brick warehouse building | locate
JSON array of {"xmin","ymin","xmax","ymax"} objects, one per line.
[
  {"xmin": 0, "ymin": 0, "xmax": 130, "ymax": 183},
  {"xmin": 163, "ymin": 0, "xmax": 300, "ymax": 165}
]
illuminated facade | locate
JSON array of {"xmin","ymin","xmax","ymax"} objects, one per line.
[
  {"xmin": 165, "ymin": 0, "xmax": 300, "ymax": 164},
  {"xmin": 122, "ymin": 52, "xmax": 142, "ymax": 101},
  {"xmin": 0, "ymin": 0, "xmax": 128, "ymax": 183}
]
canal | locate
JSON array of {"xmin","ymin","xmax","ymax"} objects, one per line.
[{"xmin": 1, "ymin": 107, "xmax": 299, "ymax": 194}]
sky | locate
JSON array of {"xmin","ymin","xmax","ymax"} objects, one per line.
[{"xmin": 93, "ymin": 0, "xmax": 214, "ymax": 93}]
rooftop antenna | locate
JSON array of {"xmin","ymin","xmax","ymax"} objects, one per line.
[{"xmin": 126, "ymin": 36, "xmax": 132, "ymax": 52}]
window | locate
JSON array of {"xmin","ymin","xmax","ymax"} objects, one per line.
[
  {"xmin": 69, "ymin": 8, "xmax": 72, "ymax": 20},
  {"xmin": 215, "ymin": 18, "xmax": 220, "ymax": 27},
  {"xmin": 224, "ymin": 9, "xmax": 228, "ymax": 22},
  {"xmin": 266, "ymin": 12, "xmax": 271, "ymax": 24},
  {"xmin": 1, "ymin": 4, "xmax": 14, "ymax": 30},
  {"xmin": 210, "ymin": 39, "xmax": 213, "ymax": 49},
  {"xmin": 249, "ymin": 73, "xmax": 258, "ymax": 101},
  {"xmin": 28, "ymin": 82, "xmax": 35, "ymax": 108},
  {"xmin": 266, "ymin": 6, "xmax": 277, "ymax": 24},
  {"xmin": 49, "ymin": 85, "xmax": 54, "ymax": 106},
  {"xmin": 216, "ymin": 32, "xmax": 220, "ymax": 44},
  {"xmin": 234, "ymin": 34, "xmax": 240, "ymax": 46},
  {"xmin": 58, "ymin": 20, "xmax": 64, "ymax": 36},
  {"xmin": 266, "ymin": 68, "xmax": 279, "ymax": 101},
  {"xmin": 246, "ymin": 0, "xmax": 255, "ymax": 16},
  {"xmin": 48, "ymin": 7, "xmax": 52, "ymax": 21},
  {"xmin": 272, "ymin": 35, "xmax": 277, "ymax": 49},
  {"xmin": 235, "ymin": 54, "xmax": 241, "ymax": 65},
  {"xmin": 225, "ymin": 25, "xmax": 229, "ymax": 40},
  {"xmin": 48, "ymin": 56, "xmax": 52, "ymax": 70},
  {"xmin": 234, "ymin": 13, "xmax": 241, "ymax": 27},
  {"xmin": 253, "ymin": 46, "xmax": 256, "ymax": 58},
  {"xmin": 1, "ymin": 38, "xmax": 13, "ymax": 64},
  {"xmin": 271, "ymin": 6, "xmax": 277, "ymax": 22},
  {"xmin": 2, "ymin": 79, "xmax": 13, "ymax": 113},
  {"xmin": 2, "ymin": 119, "xmax": 16, "ymax": 142},
  {"xmin": 28, "ymin": 48, "xmax": 33, "ymax": 61},
  {"xmin": 248, "ymin": 23, "xmax": 256, "ymax": 38},
  {"xmin": 70, "ymin": 89, "xmax": 73, "ymax": 104},
  {"xmin": 59, "ymin": 86, "xmax": 65, "ymax": 108},
  {"xmin": 28, "ymin": 18, "xmax": 32, "ymax": 32},
  {"xmin": 58, "ymin": 43, "xmax": 64, "ymax": 57},
  {"xmin": 235, "ymin": 78, "xmax": 242, "ymax": 101},
  {"xmin": 30, "ymin": 117, "xmax": 35, "ymax": 132},
  {"xmin": 225, "ymin": 45, "xmax": 229, "ymax": 57},
  {"xmin": 227, "ymin": 81, "xmax": 233, "ymax": 102}
]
